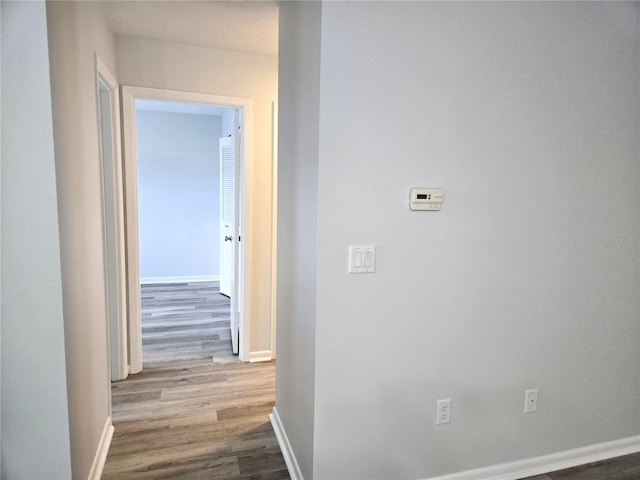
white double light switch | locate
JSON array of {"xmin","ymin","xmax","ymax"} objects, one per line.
[{"xmin": 348, "ymin": 245, "xmax": 375, "ymax": 274}]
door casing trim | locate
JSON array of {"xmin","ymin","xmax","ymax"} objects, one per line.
[
  {"xmin": 94, "ymin": 53, "xmax": 127, "ymax": 387},
  {"xmin": 120, "ymin": 85, "xmax": 253, "ymax": 370}
]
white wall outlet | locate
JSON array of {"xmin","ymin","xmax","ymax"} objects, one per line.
[
  {"xmin": 524, "ymin": 389, "xmax": 538, "ymax": 413},
  {"xmin": 436, "ymin": 398, "xmax": 451, "ymax": 424}
]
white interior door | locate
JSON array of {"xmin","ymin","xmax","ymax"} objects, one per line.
[
  {"xmin": 220, "ymin": 135, "xmax": 234, "ymax": 299},
  {"xmin": 219, "ymin": 113, "xmax": 241, "ymax": 354}
]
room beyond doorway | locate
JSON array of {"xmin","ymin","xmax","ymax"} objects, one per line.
[
  {"xmin": 135, "ymin": 100, "xmax": 233, "ymax": 289},
  {"xmin": 134, "ymin": 97, "xmax": 240, "ymax": 363}
]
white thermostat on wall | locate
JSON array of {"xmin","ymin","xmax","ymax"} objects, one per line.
[{"xmin": 410, "ymin": 188, "xmax": 443, "ymax": 211}]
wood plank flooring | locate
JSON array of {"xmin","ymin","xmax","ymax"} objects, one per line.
[
  {"xmin": 103, "ymin": 282, "xmax": 290, "ymax": 480},
  {"xmin": 140, "ymin": 282, "xmax": 237, "ymax": 364},
  {"xmin": 521, "ymin": 452, "xmax": 640, "ymax": 480}
]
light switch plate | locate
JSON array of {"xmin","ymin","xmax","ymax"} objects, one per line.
[{"xmin": 348, "ymin": 245, "xmax": 375, "ymax": 273}]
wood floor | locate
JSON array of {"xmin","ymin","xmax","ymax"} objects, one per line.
[
  {"xmin": 103, "ymin": 282, "xmax": 290, "ymax": 480},
  {"xmin": 521, "ymin": 452, "xmax": 640, "ymax": 480},
  {"xmin": 139, "ymin": 282, "xmax": 237, "ymax": 364}
]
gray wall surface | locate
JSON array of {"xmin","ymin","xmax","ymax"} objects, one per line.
[
  {"xmin": 47, "ymin": 1, "xmax": 118, "ymax": 476},
  {"xmin": 136, "ymin": 109, "xmax": 222, "ymax": 280},
  {"xmin": 276, "ymin": 2, "xmax": 640, "ymax": 479},
  {"xmin": 276, "ymin": 2, "xmax": 323, "ymax": 478},
  {"xmin": 1, "ymin": 2, "xmax": 72, "ymax": 477}
]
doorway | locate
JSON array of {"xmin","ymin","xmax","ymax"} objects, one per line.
[
  {"xmin": 121, "ymin": 86, "xmax": 253, "ymax": 372},
  {"xmin": 134, "ymin": 98, "xmax": 238, "ymax": 364}
]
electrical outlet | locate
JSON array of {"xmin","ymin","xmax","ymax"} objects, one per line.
[
  {"xmin": 524, "ymin": 389, "xmax": 538, "ymax": 413},
  {"xmin": 436, "ymin": 398, "xmax": 451, "ymax": 424}
]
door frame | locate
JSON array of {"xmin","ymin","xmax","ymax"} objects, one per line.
[
  {"xmin": 94, "ymin": 54, "xmax": 128, "ymax": 384},
  {"xmin": 121, "ymin": 85, "xmax": 253, "ymax": 371},
  {"xmin": 270, "ymin": 101, "xmax": 278, "ymax": 358}
]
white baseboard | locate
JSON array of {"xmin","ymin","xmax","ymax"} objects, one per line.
[
  {"xmin": 270, "ymin": 407, "xmax": 304, "ymax": 480},
  {"xmin": 249, "ymin": 350, "xmax": 272, "ymax": 363},
  {"xmin": 425, "ymin": 435, "xmax": 640, "ymax": 480},
  {"xmin": 140, "ymin": 275, "xmax": 220, "ymax": 285},
  {"xmin": 267, "ymin": 409, "xmax": 638, "ymax": 480},
  {"xmin": 87, "ymin": 416, "xmax": 114, "ymax": 480}
]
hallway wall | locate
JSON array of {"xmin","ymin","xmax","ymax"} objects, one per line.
[
  {"xmin": 1, "ymin": 2, "xmax": 72, "ymax": 477},
  {"xmin": 47, "ymin": 1, "xmax": 118, "ymax": 477},
  {"xmin": 275, "ymin": 2, "xmax": 323, "ymax": 478},
  {"xmin": 277, "ymin": 2, "xmax": 640, "ymax": 479}
]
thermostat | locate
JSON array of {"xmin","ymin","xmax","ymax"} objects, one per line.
[{"xmin": 410, "ymin": 188, "xmax": 443, "ymax": 211}]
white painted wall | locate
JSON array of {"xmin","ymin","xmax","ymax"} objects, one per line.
[
  {"xmin": 1, "ymin": 1, "xmax": 72, "ymax": 477},
  {"xmin": 277, "ymin": 2, "xmax": 640, "ymax": 479},
  {"xmin": 1, "ymin": 5, "xmax": 3, "ymax": 473},
  {"xmin": 117, "ymin": 35, "xmax": 278, "ymax": 353},
  {"xmin": 46, "ymin": 1, "xmax": 118, "ymax": 477},
  {"xmin": 276, "ymin": 3, "xmax": 322, "ymax": 479},
  {"xmin": 136, "ymin": 109, "xmax": 222, "ymax": 280}
]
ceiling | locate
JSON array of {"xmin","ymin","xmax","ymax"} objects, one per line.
[{"xmin": 102, "ymin": 1, "xmax": 279, "ymax": 57}]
